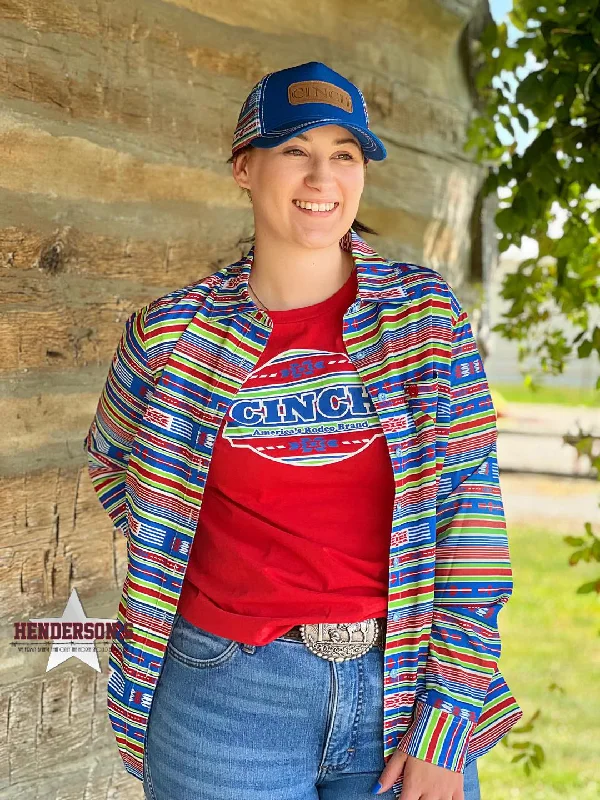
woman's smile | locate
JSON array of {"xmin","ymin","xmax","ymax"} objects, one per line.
[{"xmin": 292, "ymin": 199, "xmax": 340, "ymax": 216}]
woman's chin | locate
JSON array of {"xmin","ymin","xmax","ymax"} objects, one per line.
[{"xmin": 291, "ymin": 223, "xmax": 348, "ymax": 249}]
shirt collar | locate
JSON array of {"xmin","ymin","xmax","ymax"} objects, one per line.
[{"xmin": 205, "ymin": 229, "xmax": 409, "ymax": 319}]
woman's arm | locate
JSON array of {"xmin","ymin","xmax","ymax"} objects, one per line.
[
  {"xmin": 84, "ymin": 307, "xmax": 153, "ymax": 536},
  {"xmin": 397, "ymin": 290, "xmax": 513, "ymax": 773}
]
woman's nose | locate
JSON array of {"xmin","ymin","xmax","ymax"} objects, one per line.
[{"xmin": 305, "ymin": 158, "xmax": 335, "ymax": 187}]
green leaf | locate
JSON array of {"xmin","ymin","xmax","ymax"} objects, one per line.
[
  {"xmin": 533, "ymin": 743, "xmax": 545, "ymax": 762},
  {"xmin": 522, "ymin": 129, "xmax": 554, "ymax": 171},
  {"xmin": 563, "ymin": 34, "xmax": 598, "ymax": 65},
  {"xmin": 516, "ymin": 71, "xmax": 543, "ymax": 107},
  {"xmin": 576, "ymin": 580, "xmax": 600, "ymax": 594},
  {"xmin": 516, "ymin": 181, "xmax": 540, "ymax": 216},
  {"xmin": 564, "ymin": 536, "xmax": 586, "ymax": 546},
  {"xmin": 553, "ymin": 72, "xmax": 577, "ymax": 100},
  {"xmin": 498, "ymin": 111, "xmax": 514, "ymax": 138},
  {"xmin": 512, "ymin": 752, "xmax": 528, "ymax": 763},
  {"xmin": 517, "ymin": 113, "xmax": 530, "ymax": 134},
  {"xmin": 512, "ymin": 720, "xmax": 535, "ymax": 733},
  {"xmin": 480, "ymin": 21, "xmax": 499, "ymax": 50},
  {"xmin": 532, "ymin": 167, "xmax": 557, "ymax": 196},
  {"xmin": 508, "ymin": 10, "xmax": 527, "ymax": 33},
  {"xmin": 498, "ymin": 236, "xmax": 513, "ymax": 254},
  {"xmin": 495, "ymin": 207, "xmax": 520, "ymax": 234},
  {"xmin": 503, "ymin": 45, "xmax": 530, "ymax": 72},
  {"xmin": 569, "ymin": 549, "xmax": 584, "ymax": 565},
  {"xmin": 511, "ymin": 741, "xmax": 532, "ymax": 750}
]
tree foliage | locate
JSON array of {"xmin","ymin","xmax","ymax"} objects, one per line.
[
  {"xmin": 465, "ymin": 0, "xmax": 600, "ymax": 387},
  {"xmin": 465, "ymin": 0, "xmax": 600, "ymax": 531},
  {"xmin": 465, "ymin": 1, "xmax": 600, "ymax": 769}
]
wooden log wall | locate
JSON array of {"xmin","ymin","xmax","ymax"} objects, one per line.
[{"xmin": 0, "ymin": 0, "xmax": 488, "ymax": 796}]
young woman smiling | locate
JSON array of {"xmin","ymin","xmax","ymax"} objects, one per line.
[{"xmin": 87, "ymin": 61, "xmax": 522, "ymax": 800}]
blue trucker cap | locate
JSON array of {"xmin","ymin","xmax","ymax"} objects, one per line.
[{"xmin": 231, "ymin": 61, "xmax": 387, "ymax": 162}]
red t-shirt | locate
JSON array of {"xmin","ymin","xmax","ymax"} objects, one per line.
[{"xmin": 178, "ymin": 267, "xmax": 395, "ymax": 645}]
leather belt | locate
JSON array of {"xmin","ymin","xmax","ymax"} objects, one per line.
[{"xmin": 279, "ymin": 617, "xmax": 386, "ymax": 662}]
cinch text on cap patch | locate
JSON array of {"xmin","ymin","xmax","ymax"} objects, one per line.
[{"xmin": 288, "ymin": 81, "xmax": 353, "ymax": 113}]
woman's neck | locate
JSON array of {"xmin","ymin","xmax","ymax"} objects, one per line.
[{"xmin": 248, "ymin": 234, "xmax": 355, "ymax": 312}]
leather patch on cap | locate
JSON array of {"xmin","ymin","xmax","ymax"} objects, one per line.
[{"xmin": 288, "ymin": 81, "xmax": 353, "ymax": 113}]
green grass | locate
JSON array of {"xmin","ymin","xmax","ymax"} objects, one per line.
[
  {"xmin": 478, "ymin": 523, "xmax": 600, "ymax": 800},
  {"xmin": 490, "ymin": 382, "xmax": 600, "ymax": 408}
]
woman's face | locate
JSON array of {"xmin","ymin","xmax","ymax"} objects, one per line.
[{"xmin": 232, "ymin": 124, "xmax": 366, "ymax": 249}]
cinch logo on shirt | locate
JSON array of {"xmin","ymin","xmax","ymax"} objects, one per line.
[{"xmin": 223, "ymin": 349, "xmax": 384, "ymax": 466}]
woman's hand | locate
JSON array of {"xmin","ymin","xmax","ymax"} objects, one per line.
[{"xmin": 373, "ymin": 748, "xmax": 464, "ymax": 799}]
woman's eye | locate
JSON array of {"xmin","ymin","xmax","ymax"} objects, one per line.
[{"xmin": 283, "ymin": 149, "xmax": 355, "ymax": 159}]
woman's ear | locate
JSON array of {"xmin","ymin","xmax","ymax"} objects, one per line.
[{"xmin": 232, "ymin": 150, "xmax": 252, "ymax": 191}]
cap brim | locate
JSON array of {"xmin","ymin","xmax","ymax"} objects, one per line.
[{"xmin": 249, "ymin": 119, "xmax": 387, "ymax": 161}]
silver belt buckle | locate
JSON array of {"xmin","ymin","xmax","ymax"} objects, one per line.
[{"xmin": 299, "ymin": 619, "xmax": 379, "ymax": 662}]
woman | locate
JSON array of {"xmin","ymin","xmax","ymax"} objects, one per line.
[{"xmin": 86, "ymin": 61, "xmax": 523, "ymax": 800}]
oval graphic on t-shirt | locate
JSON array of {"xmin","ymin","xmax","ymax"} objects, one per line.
[{"xmin": 221, "ymin": 349, "xmax": 384, "ymax": 466}]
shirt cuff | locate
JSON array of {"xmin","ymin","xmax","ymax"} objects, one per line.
[{"xmin": 396, "ymin": 697, "xmax": 477, "ymax": 773}]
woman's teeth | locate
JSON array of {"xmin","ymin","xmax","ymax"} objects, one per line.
[{"xmin": 293, "ymin": 200, "xmax": 338, "ymax": 212}]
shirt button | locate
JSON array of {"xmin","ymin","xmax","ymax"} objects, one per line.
[
  {"xmin": 377, "ymin": 392, "xmax": 386, "ymax": 401},
  {"xmin": 348, "ymin": 301, "xmax": 361, "ymax": 313}
]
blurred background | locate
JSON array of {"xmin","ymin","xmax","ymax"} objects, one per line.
[{"xmin": 0, "ymin": 0, "xmax": 598, "ymax": 798}]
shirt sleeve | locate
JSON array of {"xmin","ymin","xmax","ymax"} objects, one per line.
[
  {"xmin": 83, "ymin": 307, "xmax": 153, "ymax": 536},
  {"xmin": 397, "ymin": 290, "xmax": 514, "ymax": 773}
]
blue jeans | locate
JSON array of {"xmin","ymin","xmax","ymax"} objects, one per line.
[{"xmin": 143, "ymin": 613, "xmax": 481, "ymax": 800}]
